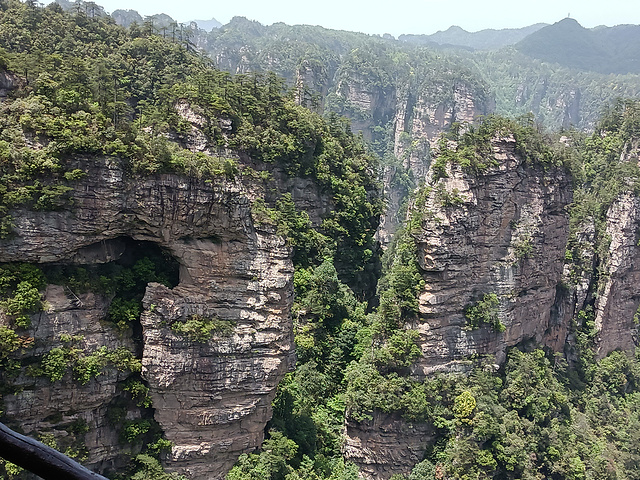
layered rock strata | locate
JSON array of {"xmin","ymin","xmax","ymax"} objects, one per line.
[
  {"xmin": 411, "ymin": 136, "xmax": 572, "ymax": 373},
  {"xmin": 0, "ymin": 156, "xmax": 297, "ymax": 479},
  {"xmin": 2, "ymin": 285, "xmax": 137, "ymax": 474},
  {"xmin": 342, "ymin": 412, "xmax": 433, "ymax": 480}
]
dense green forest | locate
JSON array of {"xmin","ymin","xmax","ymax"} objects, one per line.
[{"xmin": 1, "ymin": 1, "xmax": 640, "ymax": 480}]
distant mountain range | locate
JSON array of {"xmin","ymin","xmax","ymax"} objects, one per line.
[
  {"xmin": 399, "ymin": 23, "xmax": 548, "ymax": 50},
  {"xmin": 54, "ymin": 0, "xmax": 221, "ymax": 32},
  {"xmin": 515, "ymin": 18, "xmax": 640, "ymax": 74},
  {"xmin": 398, "ymin": 18, "xmax": 640, "ymax": 75},
  {"xmin": 51, "ymin": 0, "xmax": 640, "ymax": 77}
]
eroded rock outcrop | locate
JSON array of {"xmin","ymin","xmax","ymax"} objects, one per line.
[
  {"xmin": 334, "ymin": 73, "xmax": 396, "ymax": 142},
  {"xmin": 342, "ymin": 412, "xmax": 433, "ymax": 480},
  {"xmin": 295, "ymin": 59, "xmax": 332, "ymax": 111},
  {"xmin": 0, "ymin": 156, "xmax": 297, "ymax": 479},
  {"xmin": 411, "ymin": 136, "xmax": 572, "ymax": 373},
  {"xmin": 2, "ymin": 285, "xmax": 137, "ymax": 474},
  {"xmin": 0, "ymin": 68, "xmax": 22, "ymax": 97},
  {"xmin": 514, "ymin": 81, "xmax": 582, "ymax": 130},
  {"xmin": 559, "ymin": 141, "xmax": 640, "ymax": 360}
]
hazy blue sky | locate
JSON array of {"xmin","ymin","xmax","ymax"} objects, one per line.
[{"xmin": 49, "ymin": 0, "xmax": 640, "ymax": 36}]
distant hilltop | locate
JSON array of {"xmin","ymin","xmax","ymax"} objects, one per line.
[
  {"xmin": 399, "ymin": 24, "xmax": 548, "ymax": 50},
  {"xmin": 192, "ymin": 18, "xmax": 222, "ymax": 31},
  {"xmin": 515, "ymin": 18, "xmax": 640, "ymax": 74},
  {"xmin": 53, "ymin": 0, "xmax": 221, "ymax": 31},
  {"xmin": 398, "ymin": 18, "xmax": 640, "ymax": 75}
]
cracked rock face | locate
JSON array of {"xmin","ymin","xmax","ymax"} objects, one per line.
[
  {"xmin": 0, "ymin": 67, "xmax": 22, "ymax": 97},
  {"xmin": 411, "ymin": 136, "xmax": 572, "ymax": 373},
  {"xmin": 560, "ymin": 143, "xmax": 640, "ymax": 360},
  {"xmin": 140, "ymin": 228, "xmax": 294, "ymax": 478},
  {"xmin": 0, "ymin": 156, "xmax": 296, "ymax": 479}
]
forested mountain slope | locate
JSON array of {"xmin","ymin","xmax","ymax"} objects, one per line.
[
  {"xmin": 2, "ymin": 2, "xmax": 640, "ymax": 480},
  {"xmin": 0, "ymin": 1, "xmax": 381, "ymax": 478},
  {"xmin": 194, "ymin": 15, "xmax": 640, "ymax": 247},
  {"xmin": 51, "ymin": 1, "xmax": 640, "ymax": 134},
  {"xmin": 227, "ymin": 102, "xmax": 640, "ymax": 480},
  {"xmin": 335, "ymin": 100, "xmax": 640, "ymax": 480},
  {"xmin": 198, "ymin": 16, "xmax": 640, "ymax": 134}
]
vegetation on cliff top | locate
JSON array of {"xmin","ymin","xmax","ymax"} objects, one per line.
[{"xmin": 0, "ymin": 0, "xmax": 383, "ymax": 281}]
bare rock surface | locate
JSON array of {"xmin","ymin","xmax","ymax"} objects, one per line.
[
  {"xmin": 0, "ymin": 156, "xmax": 297, "ymax": 479},
  {"xmin": 345, "ymin": 136, "xmax": 572, "ymax": 479},
  {"xmin": 342, "ymin": 412, "xmax": 433, "ymax": 480},
  {"xmin": 411, "ymin": 136, "xmax": 572, "ymax": 373},
  {"xmin": 0, "ymin": 67, "xmax": 23, "ymax": 97}
]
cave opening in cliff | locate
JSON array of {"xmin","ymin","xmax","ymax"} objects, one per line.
[{"xmin": 43, "ymin": 237, "xmax": 180, "ymax": 355}]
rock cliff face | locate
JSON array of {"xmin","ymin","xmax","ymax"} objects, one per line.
[
  {"xmin": 410, "ymin": 136, "xmax": 572, "ymax": 373},
  {"xmin": 334, "ymin": 74, "xmax": 396, "ymax": 142},
  {"xmin": 344, "ymin": 136, "xmax": 640, "ymax": 480},
  {"xmin": 593, "ymin": 193, "xmax": 640, "ymax": 357},
  {"xmin": 377, "ymin": 83, "xmax": 494, "ymax": 246},
  {"xmin": 344, "ymin": 136, "xmax": 573, "ymax": 478},
  {"xmin": 514, "ymin": 81, "xmax": 581, "ymax": 130},
  {"xmin": 294, "ymin": 59, "xmax": 332, "ymax": 112},
  {"xmin": 342, "ymin": 412, "xmax": 433, "ymax": 480},
  {"xmin": 0, "ymin": 156, "xmax": 304, "ymax": 479},
  {"xmin": 0, "ymin": 68, "xmax": 22, "ymax": 97},
  {"xmin": 560, "ymin": 142, "xmax": 640, "ymax": 361},
  {"xmin": 394, "ymin": 83, "xmax": 493, "ymax": 164}
]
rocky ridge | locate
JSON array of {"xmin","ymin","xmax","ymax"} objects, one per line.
[
  {"xmin": 592, "ymin": 193, "xmax": 640, "ymax": 357},
  {"xmin": 342, "ymin": 412, "xmax": 433, "ymax": 480}
]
